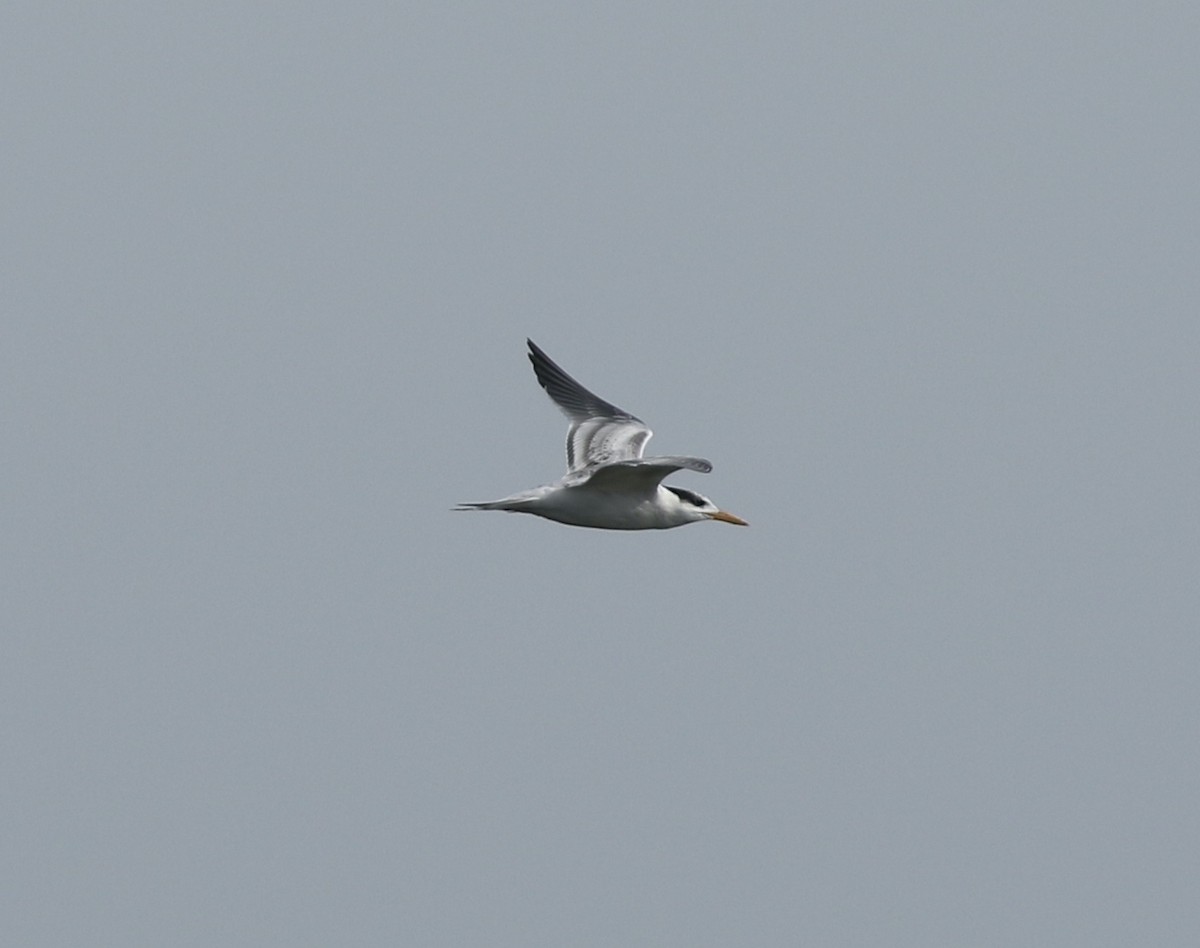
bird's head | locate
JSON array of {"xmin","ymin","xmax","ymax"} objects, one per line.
[{"xmin": 665, "ymin": 486, "xmax": 748, "ymax": 526}]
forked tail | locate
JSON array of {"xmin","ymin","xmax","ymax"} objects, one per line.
[{"xmin": 453, "ymin": 499, "xmax": 529, "ymax": 512}]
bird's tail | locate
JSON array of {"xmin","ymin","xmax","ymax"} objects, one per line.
[
  {"xmin": 454, "ymin": 486, "xmax": 544, "ymax": 513},
  {"xmin": 453, "ymin": 498, "xmax": 530, "ymax": 512}
]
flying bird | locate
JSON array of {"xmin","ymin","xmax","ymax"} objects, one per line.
[{"xmin": 456, "ymin": 340, "xmax": 747, "ymax": 530}]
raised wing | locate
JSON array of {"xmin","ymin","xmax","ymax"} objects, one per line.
[
  {"xmin": 570, "ymin": 456, "xmax": 713, "ymax": 493},
  {"xmin": 527, "ymin": 339, "xmax": 652, "ymax": 471}
]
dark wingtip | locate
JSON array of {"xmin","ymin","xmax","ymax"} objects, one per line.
[
  {"xmin": 525, "ymin": 338, "xmax": 556, "ymax": 386},
  {"xmin": 526, "ymin": 339, "xmax": 551, "ymax": 369}
]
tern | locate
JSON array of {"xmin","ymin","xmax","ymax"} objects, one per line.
[{"xmin": 456, "ymin": 340, "xmax": 747, "ymax": 530}]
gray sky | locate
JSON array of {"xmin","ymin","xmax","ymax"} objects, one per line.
[{"xmin": 4, "ymin": 3, "xmax": 1198, "ymax": 945}]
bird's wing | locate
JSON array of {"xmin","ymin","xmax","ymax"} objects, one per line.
[
  {"xmin": 527, "ymin": 339, "xmax": 652, "ymax": 471},
  {"xmin": 570, "ymin": 456, "xmax": 713, "ymax": 492}
]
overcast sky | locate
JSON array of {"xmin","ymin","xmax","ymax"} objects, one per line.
[{"xmin": 4, "ymin": 3, "xmax": 1198, "ymax": 946}]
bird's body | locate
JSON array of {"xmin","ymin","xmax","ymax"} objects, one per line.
[{"xmin": 457, "ymin": 340, "xmax": 746, "ymax": 531}]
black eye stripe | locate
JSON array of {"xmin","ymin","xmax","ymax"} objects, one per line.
[{"xmin": 666, "ymin": 486, "xmax": 707, "ymax": 507}]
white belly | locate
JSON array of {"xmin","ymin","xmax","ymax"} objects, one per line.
[{"xmin": 531, "ymin": 486, "xmax": 681, "ymax": 530}]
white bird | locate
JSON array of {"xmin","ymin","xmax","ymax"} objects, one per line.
[{"xmin": 456, "ymin": 339, "xmax": 747, "ymax": 530}]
